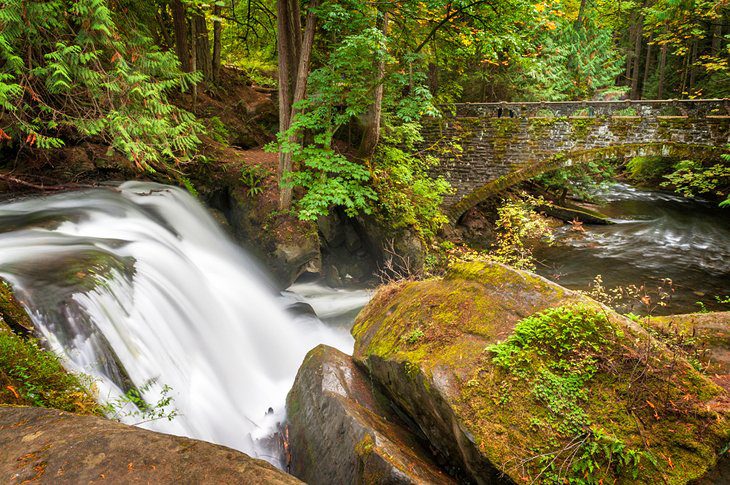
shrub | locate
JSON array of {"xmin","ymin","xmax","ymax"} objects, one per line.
[
  {"xmin": 625, "ymin": 156, "xmax": 674, "ymax": 183},
  {"xmin": 0, "ymin": 328, "xmax": 100, "ymax": 414},
  {"xmin": 661, "ymin": 156, "xmax": 730, "ymax": 207},
  {"xmin": 0, "ymin": 0, "xmax": 202, "ymax": 171},
  {"xmin": 491, "ymin": 195, "xmax": 553, "ymax": 270}
]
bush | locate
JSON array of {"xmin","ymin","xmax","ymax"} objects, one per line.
[
  {"xmin": 370, "ymin": 121, "xmax": 452, "ymax": 241},
  {"xmin": 0, "ymin": 328, "xmax": 100, "ymax": 414},
  {"xmin": 491, "ymin": 195, "xmax": 553, "ymax": 270},
  {"xmin": 662, "ymin": 156, "xmax": 730, "ymax": 207},
  {"xmin": 0, "ymin": 0, "xmax": 202, "ymax": 171},
  {"xmin": 625, "ymin": 156, "xmax": 674, "ymax": 184}
]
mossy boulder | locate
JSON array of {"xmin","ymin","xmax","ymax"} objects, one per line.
[
  {"xmin": 352, "ymin": 261, "xmax": 729, "ymax": 484},
  {"xmin": 0, "ymin": 406, "xmax": 301, "ymax": 484},
  {"xmin": 645, "ymin": 312, "xmax": 730, "ymax": 391},
  {"xmin": 286, "ymin": 345, "xmax": 454, "ymax": 484}
]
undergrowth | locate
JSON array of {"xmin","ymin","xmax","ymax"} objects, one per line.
[
  {"xmin": 0, "ymin": 328, "xmax": 100, "ymax": 415},
  {"xmin": 488, "ymin": 304, "xmax": 649, "ymax": 484}
]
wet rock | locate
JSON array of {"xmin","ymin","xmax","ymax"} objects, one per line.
[
  {"xmin": 356, "ymin": 218, "xmax": 425, "ymax": 278},
  {"xmin": 286, "ymin": 345, "xmax": 455, "ymax": 485},
  {"xmin": 0, "ymin": 278, "xmax": 34, "ymax": 335},
  {"xmin": 0, "ymin": 406, "xmax": 301, "ymax": 484},
  {"xmin": 352, "ymin": 261, "xmax": 729, "ymax": 484},
  {"xmin": 208, "ymin": 186, "xmax": 321, "ymax": 288},
  {"xmin": 285, "ymin": 301, "xmax": 318, "ymax": 318}
]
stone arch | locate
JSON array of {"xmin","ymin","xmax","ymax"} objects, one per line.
[{"xmin": 448, "ymin": 142, "xmax": 729, "ymax": 222}]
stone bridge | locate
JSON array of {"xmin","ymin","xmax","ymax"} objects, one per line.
[{"xmin": 422, "ymin": 99, "xmax": 730, "ymax": 221}]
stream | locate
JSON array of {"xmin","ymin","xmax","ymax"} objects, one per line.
[
  {"xmin": 0, "ymin": 180, "xmax": 726, "ymax": 469},
  {"xmin": 0, "ymin": 182, "xmax": 370, "ymax": 466},
  {"xmin": 535, "ymin": 183, "xmax": 730, "ymax": 314}
]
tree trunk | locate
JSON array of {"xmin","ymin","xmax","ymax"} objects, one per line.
[
  {"xmin": 641, "ymin": 38, "xmax": 652, "ymax": 98},
  {"xmin": 657, "ymin": 44, "xmax": 667, "ymax": 98},
  {"xmin": 277, "ymin": 0, "xmax": 292, "ymax": 211},
  {"xmin": 171, "ymin": 0, "xmax": 191, "ymax": 72},
  {"xmin": 192, "ymin": 11, "xmax": 212, "ymax": 82},
  {"xmin": 212, "ymin": 5, "xmax": 222, "ymax": 82},
  {"xmin": 630, "ymin": 21, "xmax": 643, "ymax": 99},
  {"xmin": 624, "ymin": 23, "xmax": 635, "ymax": 84},
  {"xmin": 191, "ymin": 17, "xmax": 198, "ymax": 110},
  {"xmin": 359, "ymin": 10, "xmax": 389, "ymax": 157},
  {"xmin": 688, "ymin": 39, "xmax": 698, "ymax": 95},
  {"xmin": 576, "ymin": 0, "xmax": 588, "ymax": 27},
  {"xmin": 278, "ymin": 0, "xmax": 319, "ymax": 210},
  {"xmin": 711, "ymin": 23, "xmax": 723, "ymax": 56},
  {"xmin": 680, "ymin": 49, "xmax": 690, "ymax": 97}
]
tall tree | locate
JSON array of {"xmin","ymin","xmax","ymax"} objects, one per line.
[{"xmin": 171, "ymin": 0, "xmax": 191, "ymax": 72}]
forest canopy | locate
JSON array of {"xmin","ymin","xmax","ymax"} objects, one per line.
[{"xmin": 0, "ymin": 0, "xmax": 728, "ymax": 226}]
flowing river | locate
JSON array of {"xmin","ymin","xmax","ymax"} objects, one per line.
[
  {"xmin": 0, "ymin": 182, "xmax": 369, "ymax": 465},
  {"xmin": 535, "ymin": 183, "xmax": 730, "ymax": 314}
]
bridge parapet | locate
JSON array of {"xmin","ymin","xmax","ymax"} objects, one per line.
[{"xmin": 453, "ymin": 99, "xmax": 730, "ymax": 119}]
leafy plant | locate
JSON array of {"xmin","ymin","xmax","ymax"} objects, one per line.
[
  {"xmin": 370, "ymin": 120, "xmax": 452, "ymax": 240},
  {"xmin": 490, "ymin": 195, "xmax": 553, "ymax": 270},
  {"xmin": 0, "ymin": 0, "xmax": 202, "ymax": 171},
  {"xmin": 101, "ymin": 380, "xmax": 178, "ymax": 425},
  {"xmin": 489, "ymin": 305, "xmax": 645, "ymax": 483},
  {"xmin": 404, "ymin": 328, "xmax": 424, "ymax": 344},
  {"xmin": 662, "ymin": 155, "xmax": 730, "ymax": 207},
  {"xmin": 239, "ymin": 164, "xmax": 270, "ymax": 197},
  {"xmin": 208, "ymin": 116, "xmax": 231, "ymax": 144},
  {"xmin": 0, "ymin": 329, "xmax": 100, "ymax": 414},
  {"xmin": 534, "ymin": 158, "xmax": 616, "ymax": 203}
]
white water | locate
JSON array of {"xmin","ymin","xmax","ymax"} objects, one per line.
[{"xmin": 0, "ymin": 181, "xmax": 363, "ymax": 463}]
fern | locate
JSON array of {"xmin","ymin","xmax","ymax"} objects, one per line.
[{"xmin": 0, "ymin": 0, "xmax": 203, "ymax": 171}]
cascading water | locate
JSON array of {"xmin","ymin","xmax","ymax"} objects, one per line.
[{"xmin": 0, "ymin": 181, "xmax": 363, "ymax": 464}]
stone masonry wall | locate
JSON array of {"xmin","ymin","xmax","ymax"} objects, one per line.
[{"xmin": 422, "ymin": 99, "xmax": 730, "ymax": 219}]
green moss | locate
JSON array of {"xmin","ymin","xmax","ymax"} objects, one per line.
[
  {"xmin": 0, "ymin": 278, "xmax": 34, "ymax": 334},
  {"xmin": 568, "ymin": 117, "xmax": 598, "ymax": 142},
  {"xmin": 355, "ymin": 434, "xmax": 375, "ymax": 456},
  {"xmin": 0, "ymin": 327, "xmax": 101, "ymax": 414}
]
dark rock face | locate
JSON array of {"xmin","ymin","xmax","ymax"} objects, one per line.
[
  {"xmin": 204, "ymin": 184, "xmax": 321, "ymax": 288},
  {"xmin": 0, "ymin": 278, "xmax": 34, "ymax": 335},
  {"xmin": 318, "ymin": 210, "xmax": 377, "ymax": 286},
  {"xmin": 0, "ymin": 406, "xmax": 301, "ymax": 484},
  {"xmin": 286, "ymin": 345, "xmax": 455, "ymax": 485}
]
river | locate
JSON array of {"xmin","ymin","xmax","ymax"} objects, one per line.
[
  {"xmin": 534, "ymin": 183, "xmax": 730, "ymax": 314},
  {"xmin": 0, "ymin": 180, "xmax": 726, "ymax": 467}
]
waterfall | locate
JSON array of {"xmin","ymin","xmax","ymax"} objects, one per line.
[{"xmin": 0, "ymin": 181, "xmax": 360, "ymax": 464}]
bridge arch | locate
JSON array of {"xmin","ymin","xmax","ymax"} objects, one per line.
[
  {"xmin": 447, "ymin": 142, "xmax": 729, "ymax": 221},
  {"xmin": 418, "ymin": 99, "xmax": 730, "ymax": 222}
]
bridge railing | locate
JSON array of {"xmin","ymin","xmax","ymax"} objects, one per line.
[{"xmin": 453, "ymin": 99, "xmax": 730, "ymax": 119}]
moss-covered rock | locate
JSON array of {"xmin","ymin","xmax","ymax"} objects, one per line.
[
  {"xmin": 645, "ymin": 312, "xmax": 730, "ymax": 392},
  {"xmin": 0, "ymin": 279, "xmax": 100, "ymax": 413},
  {"xmin": 352, "ymin": 261, "xmax": 729, "ymax": 484},
  {"xmin": 0, "ymin": 278, "xmax": 34, "ymax": 335},
  {"xmin": 286, "ymin": 345, "xmax": 454, "ymax": 484}
]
